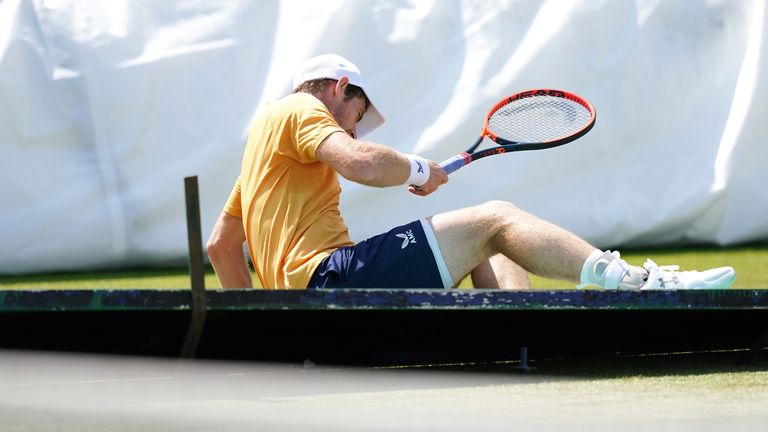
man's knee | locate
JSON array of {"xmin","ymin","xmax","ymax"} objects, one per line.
[{"xmin": 478, "ymin": 200, "xmax": 520, "ymax": 222}]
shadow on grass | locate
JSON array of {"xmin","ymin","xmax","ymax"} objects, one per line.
[{"xmin": 419, "ymin": 349, "xmax": 768, "ymax": 380}]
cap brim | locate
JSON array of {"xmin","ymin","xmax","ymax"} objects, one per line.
[
  {"xmin": 356, "ymin": 100, "xmax": 385, "ymax": 138},
  {"xmin": 292, "ymin": 53, "xmax": 384, "ymax": 138}
]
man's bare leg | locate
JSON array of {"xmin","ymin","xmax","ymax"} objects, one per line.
[
  {"xmin": 470, "ymin": 254, "xmax": 531, "ymax": 289},
  {"xmin": 427, "ymin": 200, "xmax": 596, "ymax": 286}
]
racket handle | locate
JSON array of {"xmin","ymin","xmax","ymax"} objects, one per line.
[{"xmin": 440, "ymin": 153, "xmax": 470, "ymax": 175}]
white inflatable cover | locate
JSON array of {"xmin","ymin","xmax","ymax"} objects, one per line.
[{"xmin": 1, "ymin": 0, "xmax": 767, "ymax": 274}]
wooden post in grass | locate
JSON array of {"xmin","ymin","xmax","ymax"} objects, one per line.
[{"xmin": 181, "ymin": 176, "xmax": 207, "ymax": 358}]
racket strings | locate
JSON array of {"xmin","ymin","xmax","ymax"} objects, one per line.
[{"xmin": 488, "ymin": 96, "xmax": 592, "ymax": 143}]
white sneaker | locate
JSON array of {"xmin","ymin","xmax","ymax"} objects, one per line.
[
  {"xmin": 579, "ymin": 249, "xmax": 736, "ymax": 290},
  {"xmin": 638, "ymin": 259, "xmax": 736, "ymax": 290}
]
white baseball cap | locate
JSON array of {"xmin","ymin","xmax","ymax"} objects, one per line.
[{"xmin": 292, "ymin": 53, "xmax": 385, "ymax": 138}]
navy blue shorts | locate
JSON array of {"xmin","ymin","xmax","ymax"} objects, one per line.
[{"xmin": 307, "ymin": 219, "xmax": 453, "ymax": 289}]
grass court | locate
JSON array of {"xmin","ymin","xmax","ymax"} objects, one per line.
[
  {"xmin": 1, "ymin": 244, "xmax": 766, "ymax": 290},
  {"xmin": 1, "ymin": 244, "xmax": 766, "ymax": 431}
]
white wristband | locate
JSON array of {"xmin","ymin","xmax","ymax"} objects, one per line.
[{"xmin": 405, "ymin": 154, "xmax": 430, "ymax": 187}]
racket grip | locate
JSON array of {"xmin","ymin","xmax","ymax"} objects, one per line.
[{"xmin": 440, "ymin": 154, "xmax": 469, "ymax": 175}]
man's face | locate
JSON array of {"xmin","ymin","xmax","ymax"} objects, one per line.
[{"xmin": 330, "ymin": 95, "xmax": 366, "ymax": 139}]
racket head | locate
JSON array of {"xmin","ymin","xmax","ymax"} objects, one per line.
[{"xmin": 483, "ymin": 89, "xmax": 596, "ymax": 150}]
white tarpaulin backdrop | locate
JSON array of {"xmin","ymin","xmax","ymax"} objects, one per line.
[{"xmin": 1, "ymin": 0, "xmax": 767, "ymax": 274}]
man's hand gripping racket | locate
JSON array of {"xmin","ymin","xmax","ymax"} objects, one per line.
[{"xmin": 440, "ymin": 89, "xmax": 596, "ymax": 175}]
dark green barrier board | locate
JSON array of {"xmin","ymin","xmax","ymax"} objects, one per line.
[
  {"xmin": 1, "ymin": 289, "xmax": 767, "ymax": 365},
  {"xmin": 2, "ymin": 288, "xmax": 768, "ymax": 312}
]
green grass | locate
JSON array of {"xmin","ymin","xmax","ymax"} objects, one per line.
[
  {"xmin": 0, "ymin": 267, "xmax": 223, "ymax": 290},
  {"xmin": 2, "ymin": 349, "xmax": 766, "ymax": 430},
  {"xmin": 0, "ymin": 244, "xmax": 766, "ymax": 290},
  {"xmin": 2, "ymin": 248, "xmax": 765, "ymax": 431}
]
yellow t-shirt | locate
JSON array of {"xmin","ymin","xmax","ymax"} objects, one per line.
[{"xmin": 224, "ymin": 93, "xmax": 353, "ymax": 288}]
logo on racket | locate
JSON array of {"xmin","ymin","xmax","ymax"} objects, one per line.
[{"xmin": 396, "ymin": 230, "xmax": 417, "ymax": 249}]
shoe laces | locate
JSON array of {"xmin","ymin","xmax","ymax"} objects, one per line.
[{"xmin": 642, "ymin": 259, "xmax": 685, "ymax": 289}]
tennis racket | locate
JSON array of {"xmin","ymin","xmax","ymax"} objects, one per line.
[{"xmin": 440, "ymin": 89, "xmax": 596, "ymax": 174}]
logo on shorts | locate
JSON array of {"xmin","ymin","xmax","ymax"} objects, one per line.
[{"xmin": 396, "ymin": 229, "xmax": 417, "ymax": 249}]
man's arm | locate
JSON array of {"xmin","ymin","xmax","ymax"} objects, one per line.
[
  {"xmin": 316, "ymin": 131, "xmax": 447, "ymax": 195},
  {"xmin": 206, "ymin": 211, "xmax": 253, "ymax": 288}
]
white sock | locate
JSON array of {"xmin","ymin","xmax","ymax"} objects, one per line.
[{"xmin": 579, "ymin": 249, "xmax": 648, "ymax": 290}]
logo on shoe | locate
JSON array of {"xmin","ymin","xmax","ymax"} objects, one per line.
[{"xmin": 395, "ymin": 229, "xmax": 417, "ymax": 249}]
